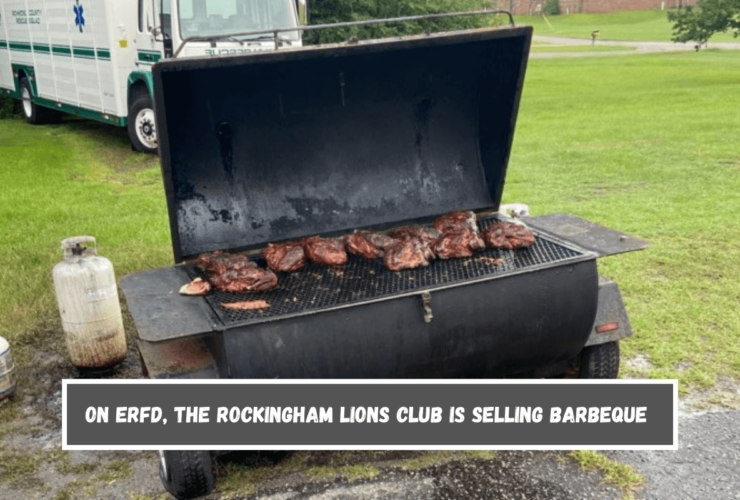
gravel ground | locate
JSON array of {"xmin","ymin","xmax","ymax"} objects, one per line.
[
  {"xmin": 238, "ymin": 451, "xmax": 622, "ymax": 500},
  {"xmin": 2, "ymin": 342, "xmax": 739, "ymax": 500},
  {"xmin": 609, "ymin": 408, "xmax": 740, "ymax": 500}
]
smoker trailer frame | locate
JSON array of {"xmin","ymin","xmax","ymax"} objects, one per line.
[{"xmin": 120, "ymin": 18, "xmax": 648, "ymax": 500}]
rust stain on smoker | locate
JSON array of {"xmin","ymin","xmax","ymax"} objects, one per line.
[{"xmin": 142, "ymin": 338, "xmax": 215, "ymax": 375}]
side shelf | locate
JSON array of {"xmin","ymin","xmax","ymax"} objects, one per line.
[{"xmin": 523, "ymin": 213, "xmax": 649, "ymax": 257}]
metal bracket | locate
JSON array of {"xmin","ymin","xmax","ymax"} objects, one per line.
[{"xmin": 421, "ymin": 291, "xmax": 433, "ymax": 323}]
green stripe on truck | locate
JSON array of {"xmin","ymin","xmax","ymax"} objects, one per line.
[
  {"xmin": 51, "ymin": 45, "xmax": 72, "ymax": 56},
  {"xmin": 9, "ymin": 42, "xmax": 32, "ymax": 52},
  {"xmin": 34, "ymin": 96, "xmax": 127, "ymax": 127},
  {"xmin": 4, "ymin": 41, "xmax": 110, "ymax": 61},
  {"xmin": 72, "ymin": 46, "xmax": 96, "ymax": 58}
]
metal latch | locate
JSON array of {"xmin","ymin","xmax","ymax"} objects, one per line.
[{"xmin": 421, "ymin": 291, "xmax": 433, "ymax": 323}]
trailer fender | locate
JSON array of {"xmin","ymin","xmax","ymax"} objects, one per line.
[
  {"xmin": 584, "ymin": 277, "xmax": 634, "ymax": 347},
  {"xmin": 127, "ymin": 71, "xmax": 158, "ymax": 153},
  {"xmin": 11, "ymin": 64, "xmax": 37, "ymax": 99},
  {"xmin": 127, "ymin": 71, "xmax": 155, "ymax": 105}
]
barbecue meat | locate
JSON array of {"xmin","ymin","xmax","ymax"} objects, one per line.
[
  {"xmin": 344, "ymin": 232, "xmax": 385, "ymax": 260},
  {"xmin": 212, "ymin": 266, "xmax": 278, "ymax": 293},
  {"xmin": 482, "ymin": 221, "xmax": 536, "ymax": 250},
  {"xmin": 365, "ymin": 232, "xmax": 395, "ymax": 250},
  {"xmin": 303, "ymin": 236, "xmax": 348, "ymax": 266},
  {"xmin": 390, "ymin": 226, "xmax": 439, "ymax": 245},
  {"xmin": 197, "ymin": 252, "xmax": 251, "ymax": 275},
  {"xmin": 434, "ymin": 211, "xmax": 479, "ymax": 234},
  {"xmin": 179, "ymin": 278, "xmax": 211, "ymax": 296},
  {"xmin": 432, "ymin": 229, "xmax": 486, "ymax": 259},
  {"xmin": 223, "ymin": 300, "xmax": 270, "ymax": 310},
  {"xmin": 196, "ymin": 250, "xmax": 278, "ymax": 293},
  {"xmin": 263, "ymin": 242, "xmax": 306, "ymax": 273},
  {"xmin": 383, "ymin": 238, "xmax": 435, "ymax": 272}
]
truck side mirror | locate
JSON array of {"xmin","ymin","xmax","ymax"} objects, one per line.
[{"xmin": 295, "ymin": 0, "xmax": 309, "ymax": 27}]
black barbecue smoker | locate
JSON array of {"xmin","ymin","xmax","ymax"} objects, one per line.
[{"xmin": 121, "ymin": 15, "xmax": 648, "ymax": 499}]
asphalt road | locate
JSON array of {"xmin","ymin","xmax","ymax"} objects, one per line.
[
  {"xmin": 234, "ymin": 407, "xmax": 740, "ymax": 500},
  {"xmin": 3, "ymin": 379, "xmax": 738, "ymax": 499},
  {"xmin": 530, "ymin": 35, "xmax": 740, "ymax": 58},
  {"xmin": 610, "ymin": 408, "xmax": 740, "ymax": 500},
  {"xmin": 244, "ymin": 451, "xmax": 623, "ymax": 500}
]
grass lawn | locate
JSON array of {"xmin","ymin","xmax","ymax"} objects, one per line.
[
  {"xmin": 1, "ymin": 50, "xmax": 739, "ymax": 393},
  {"xmin": 506, "ymin": 50, "xmax": 740, "ymax": 389},
  {"xmin": 516, "ymin": 10, "xmax": 740, "ymax": 42},
  {"xmin": 0, "ymin": 119, "xmax": 171, "ymax": 365}
]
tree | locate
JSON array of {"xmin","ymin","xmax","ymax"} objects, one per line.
[
  {"xmin": 306, "ymin": 0, "xmax": 505, "ymax": 44},
  {"xmin": 668, "ymin": 0, "xmax": 740, "ymax": 49}
]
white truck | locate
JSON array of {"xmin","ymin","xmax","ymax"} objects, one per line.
[{"xmin": 0, "ymin": 0, "xmax": 307, "ymax": 152}]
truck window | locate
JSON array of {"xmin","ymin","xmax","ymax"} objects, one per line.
[
  {"xmin": 139, "ymin": 0, "xmax": 144, "ymax": 32},
  {"xmin": 161, "ymin": 0, "xmax": 173, "ymax": 39},
  {"xmin": 177, "ymin": 0, "xmax": 299, "ymax": 41}
]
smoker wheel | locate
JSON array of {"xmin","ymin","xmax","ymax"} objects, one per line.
[
  {"xmin": 159, "ymin": 450, "xmax": 215, "ymax": 499},
  {"xmin": 578, "ymin": 341, "xmax": 620, "ymax": 379}
]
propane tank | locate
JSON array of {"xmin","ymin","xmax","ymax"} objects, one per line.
[
  {"xmin": 52, "ymin": 236, "xmax": 127, "ymax": 369},
  {"xmin": 0, "ymin": 336, "xmax": 15, "ymax": 402}
]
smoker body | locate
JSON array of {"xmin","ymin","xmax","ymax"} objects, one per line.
[
  {"xmin": 118, "ymin": 23, "xmax": 647, "ymax": 499},
  {"xmin": 120, "ymin": 24, "xmax": 648, "ymax": 381},
  {"xmin": 125, "ymin": 254, "xmax": 605, "ymax": 380}
]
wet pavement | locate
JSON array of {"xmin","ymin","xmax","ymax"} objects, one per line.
[
  {"xmin": 610, "ymin": 408, "xmax": 740, "ymax": 500},
  {"xmin": 530, "ymin": 35, "xmax": 740, "ymax": 58},
  {"xmin": 245, "ymin": 452, "xmax": 623, "ymax": 500}
]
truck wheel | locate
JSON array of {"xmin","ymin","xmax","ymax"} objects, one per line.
[
  {"xmin": 128, "ymin": 94, "xmax": 158, "ymax": 154},
  {"xmin": 578, "ymin": 341, "xmax": 620, "ymax": 379},
  {"xmin": 19, "ymin": 77, "xmax": 61, "ymax": 125},
  {"xmin": 158, "ymin": 450, "xmax": 215, "ymax": 500}
]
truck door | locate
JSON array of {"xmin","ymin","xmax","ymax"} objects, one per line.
[{"xmin": 137, "ymin": 0, "xmax": 169, "ymax": 65}]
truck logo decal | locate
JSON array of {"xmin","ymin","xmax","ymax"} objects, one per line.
[{"xmin": 73, "ymin": 1, "xmax": 85, "ymax": 33}]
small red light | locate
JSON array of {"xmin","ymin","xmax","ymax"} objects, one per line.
[{"xmin": 596, "ymin": 322, "xmax": 619, "ymax": 333}]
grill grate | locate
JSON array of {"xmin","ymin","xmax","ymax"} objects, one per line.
[{"xmin": 188, "ymin": 217, "xmax": 587, "ymax": 328}]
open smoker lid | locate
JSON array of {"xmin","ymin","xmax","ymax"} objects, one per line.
[{"xmin": 153, "ymin": 26, "xmax": 533, "ymax": 263}]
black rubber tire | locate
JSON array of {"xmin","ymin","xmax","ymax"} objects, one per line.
[
  {"xmin": 578, "ymin": 341, "xmax": 620, "ymax": 379},
  {"xmin": 19, "ymin": 77, "xmax": 61, "ymax": 125},
  {"xmin": 127, "ymin": 94, "xmax": 158, "ymax": 154},
  {"xmin": 159, "ymin": 450, "xmax": 215, "ymax": 500}
]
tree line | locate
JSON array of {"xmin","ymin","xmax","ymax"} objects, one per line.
[{"xmin": 305, "ymin": 0, "xmax": 505, "ymax": 44}]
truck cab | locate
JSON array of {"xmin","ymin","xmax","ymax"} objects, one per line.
[
  {"xmin": 1, "ymin": 0, "xmax": 306, "ymax": 155},
  {"xmin": 128, "ymin": 0, "xmax": 306, "ymax": 152}
]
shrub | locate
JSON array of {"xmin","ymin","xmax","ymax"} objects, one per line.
[
  {"xmin": 543, "ymin": 0, "xmax": 559, "ymax": 16},
  {"xmin": 306, "ymin": 0, "xmax": 505, "ymax": 44},
  {"xmin": 0, "ymin": 95, "xmax": 15, "ymax": 119}
]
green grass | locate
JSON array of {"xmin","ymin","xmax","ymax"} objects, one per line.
[
  {"xmin": 0, "ymin": 445, "xmax": 41, "ymax": 484},
  {"xmin": 95, "ymin": 459, "xmax": 134, "ymax": 484},
  {"xmin": 506, "ymin": 50, "xmax": 740, "ymax": 390},
  {"xmin": 1, "ymin": 50, "xmax": 739, "ymax": 392},
  {"xmin": 516, "ymin": 10, "xmax": 739, "ymax": 42},
  {"xmin": 530, "ymin": 42, "xmax": 637, "ymax": 53},
  {"xmin": 0, "ymin": 118, "xmax": 170, "ymax": 367},
  {"xmin": 569, "ymin": 451, "xmax": 643, "ymax": 499}
]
